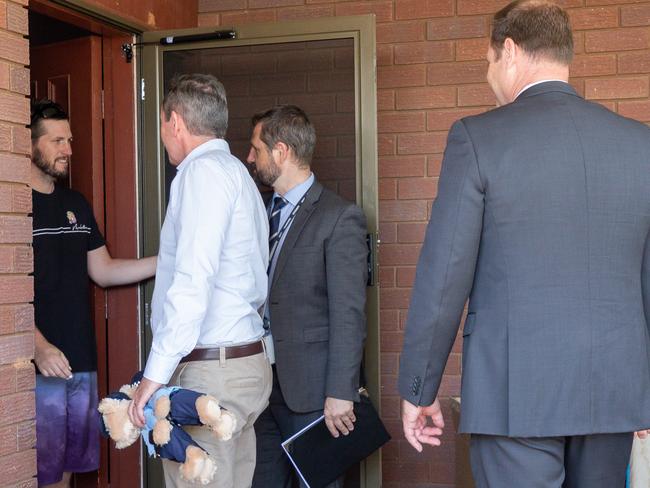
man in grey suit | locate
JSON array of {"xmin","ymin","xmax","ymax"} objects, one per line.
[
  {"xmin": 247, "ymin": 105, "xmax": 368, "ymax": 488},
  {"xmin": 398, "ymin": 1, "xmax": 650, "ymax": 486}
]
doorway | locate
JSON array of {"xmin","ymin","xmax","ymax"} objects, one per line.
[
  {"xmin": 28, "ymin": 1, "xmax": 142, "ymax": 486},
  {"xmin": 138, "ymin": 15, "xmax": 380, "ymax": 488}
]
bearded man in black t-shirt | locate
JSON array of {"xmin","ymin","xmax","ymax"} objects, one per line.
[{"xmin": 30, "ymin": 100, "xmax": 157, "ymax": 488}]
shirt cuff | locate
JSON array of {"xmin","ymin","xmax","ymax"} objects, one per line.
[{"xmin": 143, "ymin": 349, "xmax": 183, "ymax": 385}]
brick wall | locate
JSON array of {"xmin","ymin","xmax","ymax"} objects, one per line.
[
  {"xmin": 198, "ymin": 1, "xmax": 650, "ymax": 486},
  {"xmin": 0, "ymin": 0, "xmax": 37, "ymax": 486},
  {"xmin": 164, "ymin": 39, "xmax": 357, "ymax": 200}
]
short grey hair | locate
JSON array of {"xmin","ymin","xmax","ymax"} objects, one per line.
[
  {"xmin": 252, "ymin": 105, "xmax": 316, "ymax": 167},
  {"xmin": 162, "ymin": 73, "xmax": 228, "ymax": 138}
]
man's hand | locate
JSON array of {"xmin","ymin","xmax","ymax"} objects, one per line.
[
  {"xmin": 127, "ymin": 377, "xmax": 163, "ymax": 428},
  {"xmin": 324, "ymin": 397, "xmax": 356, "ymax": 438},
  {"xmin": 636, "ymin": 430, "xmax": 650, "ymax": 439},
  {"xmin": 34, "ymin": 341, "xmax": 72, "ymax": 379},
  {"xmin": 402, "ymin": 397, "xmax": 445, "ymax": 452}
]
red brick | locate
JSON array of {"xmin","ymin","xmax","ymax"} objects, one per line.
[
  {"xmin": 16, "ymin": 479, "xmax": 37, "ymax": 488},
  {"xmin": 15, "ymin": 361, "xmax": 34, "ymax": 390},
  {"xmin": 277, "ymin": 5, "xmax": 334, "ymax": 21},
  {"xmin": 0, "ymin": 425, "xmax": 16, "ymax": 456},
  {"xmin": 251, "ymin": 73, "xmax": 306, "ymax": 95},
  {"xmin": 574, "ymin": 31, "xmax": 585, "ymax": 55},
  {"xmin": 396, "ymin": 86, "xmax": 456, "ymax": 110},
  {"xmin": 383, "ymin": 461, "xmax": 430, "ymax": 483},
  {"xmin": 588, "ymin": 0, "xmax": 648, "ymax": 5},
  {"xmin": 11, "ymin": 125, "xmax": 30, "ymax": 155},
  {"xmin": 381, "ymin": 332, "xmax": 405, "ymax": 355},
  {"xmin": 380, "ymin": 287, "xmax": 412, "ymax": 309},
  {"xmin": 377, "ymin": 21, "xmax": 426, "ymax": 44},
  {"xmin": 397, "ymin": 132, "xmax": 448, "ymax": 155},
  {"xmin": 6, "ymin": 2, "xmax": 27, "ymax": 35},
  {"xmin": 397, "ymin": 266, "xmax": 417, "ymax": 287},
  {"xmin": 0, "ymin": 275, "xmax": 31, "ymax": 305},
  {"xmin": 13, "ymin": 246, "xmax": 32, "ymax": 274},
  {"xmin": 380, "ymin": 200, "xmax": 428, "ymax": 222},
  {"xmin": 381, "ymin": 396, "xmax": 400, "ymax": 420},
  {"xmin": 379, "ymin": 155, "xmax": 426, "ymax": 177},
  {"xmin": 394, "ymin": 41, "xmax": 454, "ymax": 65},
  {"xmin": 221, "ymin": 53, "xmax": 275, "ymax": 75},
  {"xmin": 618, "ymin": 52, "xmax": 650, "ymax": 75},
  {"xmin": 456, "ymin": 37, "xmax": 489, "ymax": 61},
  {"xmin": 221, "ymin": 9, "xmax": 276, "ymax": 25},
  {"xmin": 398, "ymin": 177, "xmax": 438, "ymax": 200},
  {"xmin": 457, "ymin": 83, "xmax": 497, "ymax": 107},
  {"xmin": 282, "ymin": 49, "xmax": 335, "ymax": 72},
  {"xmin": 379, "ymin": 222, "xmax": 397, "ymax": 243},
  {"xmin": 278, "ymin": 93, "xmax": 335, "ymax": 115},
  {"xmin": 398, "ymin": 222, "xmax": 427, "ymax": 243},
  {"xmin": 0, "ymin": 123, "xmax": 9, "ymax": 151},
  {"xmin": 379, "ymin": 267, "xmax": 396, "ymax": 288},
  {"xmin": 0, "ymin": 1, "xmax": 6, "ymax": 29},
  {"xmin": 0, "ymin": 390, "xmax": 33, "ymax": 425},
  {"xmin": 618, "ymin": 100, "xmax": 650, "ymax": 122},
  {"xmin": 621, "ymin": 4, "xmax": 650, "ymax": 26},
  {"xmin": 381, "ymin": 244, "xmax": 421, "ymax": 266},
  {"xmin": 379, "ymin": 178, "xmax": 397, "ymax": 200},
  {"xmin": 378, "ymin": 112, "xmax": 426, "ymax": 133},
  {"xmin": 585, "ymin": 77, "xmax": 649, "ymax": 100},
  {"xmin": 0, "ymin": 215, "xmax": 31, "ymax": 243},
  {"xmin": 571, "ymin": 79, "xmax": 586, "ymax": 98},
  {"xmin": 12, "ymin": 185, "xmax": 30, "ymax": 213},
  {"xmin": 0, "ymin": 333, "xmax": 32, "ymax": 369},
  {"xmin": 0, "ymin": 30, "xmax": 28, "ymax": 65},
  {"xmin": 197, "ymin": 13, "xmax": 220, "ymax": 26},
  {"xmin": 427, "ymin": 16, "xmax": 488, "ymax": 40},
  {"xmin": 0, "ymin": 153, "xmax": 29, "ymax": 183},
  {"xmin": 438, "ymin": 374, "xmax": 461, "ymax": 397},
  {"xmin": 16, "ymin": 420, "xmax": 35, "ymax": 451},
  {"xmin": 0, "ymin": 91, "xmax": 29, "ymax": 125},
  {"xmin": 378, "ymin": 134, "xmax": 396, "ymax": 156},
  {"xmin": 0, "ymin": 61, "xmax": 8, "ymax": 90},
  {"xmin": 585, "ymin": 28, "xmax": 650, "ymax": 52},
  {"xmin": 335, "ymin": 1, "xmax": 393, "ymax": 23},
  {"xmin": 248, "ymin": 0, "xmax": 301, "ymax": 8},
  {"xmin": 312, "ymin": 157, "xmax": 355, "ymax": 180},
  {"xmin": 380, "ymin": 351, "xmax": 399, "ymax": 374},
  {"xmin": 596, "ymin": 100, "xmax": 617, "ymax": 112},
  {"xmin": 378, "ymin": 65, "xmax": 427, "ymax": 89},
  {"xmin": 428, "ymin": 154, "xmax": 444, "ymax": 177},
  {"xmin": 458, "ymin": 0, "xmax": 582, "ymax": 14},
  {"xmin": 427, "ymin": 61, "xmax": 487, "ymax": 86},
  {"xmin": 395, "ymin": 0, "xmax": 454, "ymax": 20},
  {"xmin": 377, "ymin": 44, "xmax": 393, "ymax": 66},
  {"xmin": 427, "ymin": 107, "xmax": 487, "ymax": 131},
  {"xmin": 308, "ymin": 71, "xmax": 354, "ymax": 92},
  {"xmin": 199, "ymin": 0, "xmax": 246, "ymax": 11},
  {"xmin": 568, "ymin": 7, "xmax": 619, "ymax": 30},
  {"xmin": 0, "ymin": 247, "xmax": 13, "ymax": 274},
  {"xmin": 378, "ymin": 89, "xmax": 395, "ymax": 111},
  {"xmin": 0, "ymin": 450, "xmax": 36, "ymax": 485},
  {"xmin": 444, "ymin": 353, "xmax": 462, "ymax": 376},
  {"xmin": 310, "ymin": 113, "xmax": 355, "ymax": 136},
  {"xmin": 569, "ymin": 54, "xmax": 617, "ymax": 78},
  {"xmin": 336, "ymin": 135, "xmax": 355, "ymax": 157}
]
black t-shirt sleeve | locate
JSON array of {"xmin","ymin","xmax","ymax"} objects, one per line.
[{"xmin": 78, "ymin": 194, "xmax": 105, "ymax": 251}]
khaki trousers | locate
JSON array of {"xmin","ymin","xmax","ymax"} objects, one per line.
[{"xmin": 162, "ymin": 350, "xmax": 272, "ymax": 488}]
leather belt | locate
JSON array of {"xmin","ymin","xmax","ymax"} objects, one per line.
[{"xmin": 180, "ymin": 341, "xmax": 264, "ymax": 364}]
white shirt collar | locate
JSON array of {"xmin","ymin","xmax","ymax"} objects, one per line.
[
  {"xmin": 176, "ymin": 138, "xmax": 231, "ymax": 173},
  {"xmin": 515, "ymin": 79, "xmax": 569, "ymax": 100}
]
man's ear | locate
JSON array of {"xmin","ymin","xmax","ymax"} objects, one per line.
[
  {"xmin": 503, "ymin": 37, "xmax": 517, "ymax": 67},
  {"xmin": 170, "ymin": 111, "xmax": 184, "ymax": 136},
  {"xmin": 273, "ymin": 141, "xmax": 290, "ymax": 163}
]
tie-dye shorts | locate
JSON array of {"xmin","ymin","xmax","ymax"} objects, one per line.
[{"xmin": 35, "ymin": 372, "xmax": 100, "ymax": 485}]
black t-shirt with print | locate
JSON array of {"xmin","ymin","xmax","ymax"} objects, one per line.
[{"xmin": 32, "ymin": 186, "xmax": 105, "ymax": 373}]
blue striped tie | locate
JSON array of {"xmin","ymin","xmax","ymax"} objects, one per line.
[{"xmin": 269, "ymin": 195, "xmax": 287, "ymax": 258}]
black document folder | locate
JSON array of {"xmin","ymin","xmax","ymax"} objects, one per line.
[{"xmin": 281, "ymin": 393, "xmax": 391, "ymax": 488}]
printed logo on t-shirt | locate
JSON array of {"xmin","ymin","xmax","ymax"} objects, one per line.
[{"xmin": 66, "ymin": 211, "xmax": 77, "ymax": 224}]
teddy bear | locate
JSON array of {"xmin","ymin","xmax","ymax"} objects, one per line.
[{"xmin": 98, "ymin": 373, "xmax": 236, "ymax": 485}]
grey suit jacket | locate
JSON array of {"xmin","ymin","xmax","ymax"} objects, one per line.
[
  {"xmin": 269, "ymin": 180, "xmax": 368, "ymax": 413},
  {"xmin": 398, "ymin": 82, "xmax": 650, "ymax": 437}
]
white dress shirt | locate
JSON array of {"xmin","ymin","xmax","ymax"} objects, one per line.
[{"xmin": 144, "ymin": 139, "xmax": 269, "ymax": 384}]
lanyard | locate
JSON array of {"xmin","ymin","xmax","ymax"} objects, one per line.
[{"xmin": 269, "ymin": 194, "xmax": 307, "ymax": 265}]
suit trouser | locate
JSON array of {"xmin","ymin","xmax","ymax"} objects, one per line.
[
  {"xmin": 252, "ymin": 366, "xmax": 343, "ymax": 488},
  {"xmin": 162, "ymin": 351, "xmax": 272, "ymax": 488},
  {"xmin": 470, "ymin": 432, "xmax": 633, "ymax": 488}
]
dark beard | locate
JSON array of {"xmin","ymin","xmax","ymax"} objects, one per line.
[
  {"xmin": 32, "ymin": 146, "xmax": 69, "ymax": 179},
  {"xmin": 256, "ymin": 155, "xmax": 281, "ymax": 188}
]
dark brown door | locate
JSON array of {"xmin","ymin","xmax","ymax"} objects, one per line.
[{"xmin": 31, "ymin": 36, "xmax": 107, "ymax": 488}]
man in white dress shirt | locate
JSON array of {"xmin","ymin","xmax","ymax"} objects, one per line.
[{"xmin": 128, "ymin": 73, "xmax": 272, "ymax": 487}]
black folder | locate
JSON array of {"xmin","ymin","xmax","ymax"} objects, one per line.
[{"xmin": 281, "ymin": 392, "xmax": 391, "ymax": 488}]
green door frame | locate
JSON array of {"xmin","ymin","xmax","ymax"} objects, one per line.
[{"xmin": 138, "ymin": 15, "xmax": 381, "ymax": 488}]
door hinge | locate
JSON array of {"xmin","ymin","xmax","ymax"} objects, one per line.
[{"xmin": 141, "ymin": 78, "xmax": 146, "ymax": 101}]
